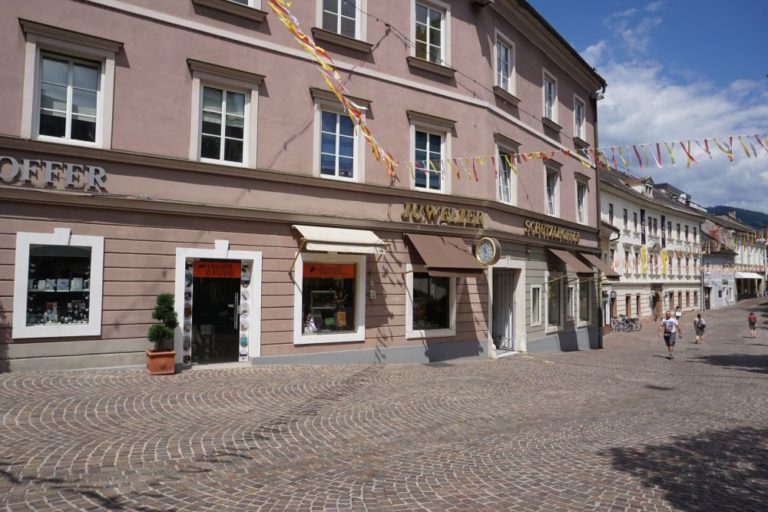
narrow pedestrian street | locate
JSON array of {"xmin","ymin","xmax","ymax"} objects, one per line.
[{"xmin": 1, "ymin": 299, "xmax": 767, "ymax": 511}]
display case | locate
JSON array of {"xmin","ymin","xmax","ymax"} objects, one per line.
[{"xmin": 26, "ymin": 245, "xmax": 92, "ymax": 326}]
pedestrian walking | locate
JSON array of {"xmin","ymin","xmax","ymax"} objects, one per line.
[
  {"xmin": 693, "ymin": 313, "xmax": 706, "ymax": 344},
  {"xmin": 675, "ymin": 305, "xmax": 682, "ymax": 322},
  {"xmin": 748, "ymin": 311, "xmax": 758, "ymax": 338},
  {"xmin": 658, "ymin": 310, "xmax": 682, "ymax": 359}
]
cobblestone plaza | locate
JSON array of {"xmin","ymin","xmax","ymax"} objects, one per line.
[{"xmin": 1, "ymin": 299, "xmax": 767, "ymax": 511}]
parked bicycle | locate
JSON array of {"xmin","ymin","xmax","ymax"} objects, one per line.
[{"xmin": 611, "ymin": 315, "xmax": 642, "ymax": 332}]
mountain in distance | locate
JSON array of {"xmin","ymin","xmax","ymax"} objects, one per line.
[{"xmin": 706, "ymin": 206, "xmax": 768, "ymax": 228}]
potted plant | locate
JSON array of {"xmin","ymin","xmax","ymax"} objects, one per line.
[{"xmin": 146, "ymin": 293, "xmax": 178, "ymax": 375}]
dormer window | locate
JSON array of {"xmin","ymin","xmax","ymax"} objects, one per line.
[{"xmin": 645, "ymin": 184, "xmax": 653, "ymax": 196}]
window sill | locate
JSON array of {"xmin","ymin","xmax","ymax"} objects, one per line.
[
  {"xmin": 573, "ymin": 136, "xmax": 590, "ymax": 149},
  {"xmin": 191, "ymin": 0, "xmax": 268, "ymax": 23},
  {"xmin": 294, "ymin": 331, "xmax": 365, "ymax": 345},
  {"xmin": 493, "ymin": 86, "xmax": 521, "ymax": 106},
  {"xmin": 35, "ymin": 135, "xmax": 102, "ymax": 149},
  {"xmin": 406, "ymin": 327, "xmax": 456, "ymax": 339},
  {"xmin": 542, "ymin": 117, "xmax": 562, "ymax": 133},
  {"xmin": 412, "ymin": 185, "xmax": 446, "ymax": 195},
  {"xmin": 311, "ymin": 27, "xmax": 373, "ymax": 54},
  {"xmin": 406, "ymin": 56, "xmax": 455, "ymax": 79},
  {"xmin": 200, "ymin": 157, "xmax": 247, "ymax": 168}
]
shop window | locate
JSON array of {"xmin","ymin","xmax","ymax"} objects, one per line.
[
  {"xmin": 566, "ymin": 285, "xmax": 575, "ymax": 320},
  {"xmin": 12, "ymin": 229, "xmax": 104, "ymax": 339},
  {"xmin": 530, "ymin": 285, "xmax": 542, "ymax": 326},
  {"xmin": 579, "ymin": 281, "xmax": 590, "ymax": 322},
  {"xmin": 20, "ymin": 20, "xmax": 121, "ymax": 149},
  {"xmin": 293, "ymin": 253, "xmax": 365, "ymax": 344},
  {"xmin": 406, "ymin": 265, "xmax": 456, "ymax": 338},
  {"xmin": 547, "ymin": 275, "xmax": 562, "ymax": 328}
]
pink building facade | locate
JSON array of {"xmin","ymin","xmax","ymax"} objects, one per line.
[{"xmin": 0, "ymin": 0, "xmax": 607, "ymax": 371}]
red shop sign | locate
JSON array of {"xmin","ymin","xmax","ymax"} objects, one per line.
[
  {"xmin": 303, "ymin": 263, "xmax": 356, "ymax": 279},
  {"xmin": 193, "ymin": 260, "xmax": 241, "ymax": 278}
]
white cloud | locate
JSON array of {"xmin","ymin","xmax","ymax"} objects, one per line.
[
  {"xmin": 645, "ymin": 1, "xmax": 665, "ymax": 13},
  {"xmin": 581, "ymin": 40, "xmax": 607, "ymax": 67},
  {"xmin": 596, "ymin": 58, "xmax": 768, "ymax": 212}
]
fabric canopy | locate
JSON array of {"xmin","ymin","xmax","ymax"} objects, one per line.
[
  {"xmin": 735, "ymin": 272, "xmax": 764, "ymax": 280},
  {"xmin": 548, "ymin": 248, "xmax": 593, "ymax": 274},
  {"xmin": 405, "ymin": 234, "xmax": 484, "ymax": 278},
  {"xmin": 293, "ymin": 225, "xmax": 386, "ymax": 254},
  {"xmin": 580, "ymin": 252, "xmax": 620, "ymax": 279}
]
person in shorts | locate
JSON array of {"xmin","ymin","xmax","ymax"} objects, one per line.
[
  {"xmin": 693, "ymin": 313, "xmax": 706, "ymax": 344},
  {"xmin": 658, "ymin": 310, "xmax": 682, "ymax": 359},
  {"xmin": 748, "ymin": 311, "xmax": 757, "ymax": 338}
]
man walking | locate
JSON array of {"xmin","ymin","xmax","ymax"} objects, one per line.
[
  {"xmin": 658, "ymin": 310, "xmax": 682, "ymax": 359},
  {"xmin": 748, "ymin": 311, "xmax": 758, "ymax": 338}
]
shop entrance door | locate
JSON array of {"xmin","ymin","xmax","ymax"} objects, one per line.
[
  {"xmin": 192, "ymin": 259, "xmax": 240, "ymax": 364},
  {"xmin": 492, "ymin": 269, "xmax": 516, "ymax": 352}
]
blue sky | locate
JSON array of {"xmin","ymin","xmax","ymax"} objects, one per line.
[{"xmin": 529, "ymin": 0, "xmax": 768, "ymax": 213}]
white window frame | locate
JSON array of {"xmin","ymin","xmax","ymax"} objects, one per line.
[
  {"xmin": 188, "ymin": 64, "xmax": 260, "ymax": 168},
  {"xmin": 573, "ymin": 94, "xmax": 586, "ymax": 140},
  {"xmin": 411, "ymin": 0, "xmax": 451, "ymax": 66},
  {"xmin": 545, "ymin": 165, "xmax": 560, "ymax": 217},
  {"xmin": 542, "ymin": 69, "xmax": 558, "ymax": 123},
  {"xmin": 494, "ymin": 30, "xmax": 515, "ymax": 95},
  {"xmin": 410, "ymin": 123, "xmax": 450, "ymax": 194},
  {"xmin": 405, "ymin": 263, "xmax": 457, "ymax": 339},
  {"xmin": 576, "ymin": 180, "xmax": 588, "ymax": 225},
  {"xmin": 229, "ymin": 0, "xmax": 261, "ymax": 6},
  {"xmin": 577, "ymin": 280, "xmax": 591, "ymax": 326},
  {"xmin": 12, "ymin": 228, "xmax": 104, "ymax": 339},
  {"xmin": 293, "ymin": 252, "xmax": 366, "ymax": 344},
  {"xmin": 544, "ymin": 271, "xmax": 563, "ymax": 333},
  {"xmin": 530, "ymin": 284, "xmax": 542, "ymax": 326},
  {"xmin": 313, "ymin": 99, "xmax": 364, "ymax": 182},
  {"xmin": 496, "ymin": 144, "xmax": 517, "ymax": 205},
  {"xmin": 21, "ymin": 23, "xmax": 118, "ymax": 149},
  {"xmin": 317, "ymin": 0, "xmax": 367, "ymax": 40},
  {"xmin": 198, "ymin": 85, "xmax": 248, "ymax": 166},
  {"xmin": 566, "ymin": 284, "xmax": 575, "ymax": 320}
]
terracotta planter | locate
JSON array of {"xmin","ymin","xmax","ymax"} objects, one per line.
[{"xmin": 146, "ymin": 349, "xmax": 176, "ymax": 375}]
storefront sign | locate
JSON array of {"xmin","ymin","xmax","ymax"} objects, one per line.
[
  {"xmin": 0, "ymin": 155, "xmax": 107, "ymax": 191},
  {"xmin": 523, "ymin": 219, "xmax": 580, "ymax": 244},
  {"xmin": 303, "ymin": 263, "xmax": 356, "ymax": 279},
  {"xmin": 193, "ymin": 260, "xmax": 241, "ymax": 278},
  {"xmin": 401, "ymin": 202, "xmax": 484, "ymax": 227}
]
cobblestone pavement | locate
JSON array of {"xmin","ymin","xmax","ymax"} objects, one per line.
[{"xmin": 1, "ymin": 300, "xmax": 767, "ymax": 511}]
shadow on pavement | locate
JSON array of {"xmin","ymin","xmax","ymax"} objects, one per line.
[
  {"xmin": 602, "ymin": 427, "xmax": 768, "ymax": 512},
  {"xmin": 694, "ymin": 354, "xmax": 768, "ymax": 374}
]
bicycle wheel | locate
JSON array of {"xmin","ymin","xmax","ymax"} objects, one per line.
[{"xmin": 634, "ymin": 321, "xmax": 642, "ymax": 331}]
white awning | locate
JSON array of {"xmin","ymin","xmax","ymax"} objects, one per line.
[
  {"xmin": 293, "ymin": 225, "xmax": 386, "ymax": 255},
  {"xmin": 735, "ymin": 272, "xmax": 764, "ymax": 280}
]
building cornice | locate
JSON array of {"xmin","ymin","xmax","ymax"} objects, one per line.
[{"xmin": 0, "ymin": 135, "xmax": 599, "ymax": 236}]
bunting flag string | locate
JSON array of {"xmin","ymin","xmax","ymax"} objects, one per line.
[{"xmin": 268, "ymin": 0, "xmax": 397, "ymax": 176}]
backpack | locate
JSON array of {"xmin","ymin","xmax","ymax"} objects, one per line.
[{"xmin": 696, "ymin": 318, "xmax": 706, "ymax": 328}]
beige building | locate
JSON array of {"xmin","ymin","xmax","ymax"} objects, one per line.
[{"xmin": 0, "ymin": 0, "xmax": 609, "ymax": 371}]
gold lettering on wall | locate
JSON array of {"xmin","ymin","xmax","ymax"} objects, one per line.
[
  {"xmin": 401, "ymin": 203, "xmax": 484, "ymax": 228},
  {"xmin": 523, "ymin": 219, "xmax": 580, "ymax": 244}
]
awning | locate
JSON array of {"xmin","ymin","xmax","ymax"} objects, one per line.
[
  {"xmin": 293, "ymin": 225, "xmax": 386, "ymax": 254},
  {"xmin": 548, "ymin": 248, "xmax": 593, "ymax": 274},
  {"xmin": 405, "ymin": 234, "xmax": 484, "ymax": 278},
  {"xmin": 735, "ymin": 272, "xmax": 764, "ymax": 280},
  {"xmin": 580, "ymin": 252, "xmax": 620, "ymax": 279}
]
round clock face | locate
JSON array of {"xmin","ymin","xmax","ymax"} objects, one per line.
[{"xmin": 475, "ymin": 237, "xmax": 500, "ymax": 265}]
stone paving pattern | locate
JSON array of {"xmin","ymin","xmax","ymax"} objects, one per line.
[{"xmin": 1, "ymin": 299, "xmax": 767, "ymax": 511}]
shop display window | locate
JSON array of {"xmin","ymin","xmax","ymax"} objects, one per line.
[
  {"xmin": 26, "ymin": 245, "xmax": 92, "ymax": 326},
  {"xmin": 301, "ymin": 262, "xmax": 356, "ymax": 334},
  {"xmin": 13, "ymin": 230, "xmax": 104, "ymax": 339},
  {"xmin": 294, "ymin": 253, "xmax": 366, "ymax": 344},
  {"xmin": 412, "ymin": 273, "xmax": 450, "ymax": 330}
]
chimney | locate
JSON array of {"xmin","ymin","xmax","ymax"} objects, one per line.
[{"xmin": 728, "ymin": 210, "xmax": 736, "ymax": 219}]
